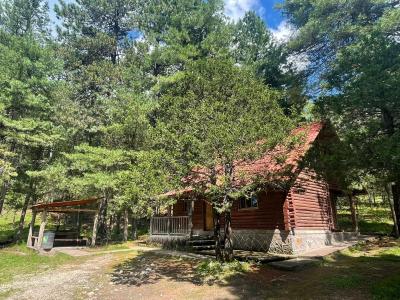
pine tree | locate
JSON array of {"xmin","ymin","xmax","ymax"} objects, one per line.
[
  {"xmin": 282, "ymin": 0, "xmax": 400, "ymax": 234},
  {"xmin": 154, "ymin": 58, "xmax": 292, "ymax": 260},
  {"xmin": 0, "ymin": 29, "xmax": 61, "ymax": 239}
]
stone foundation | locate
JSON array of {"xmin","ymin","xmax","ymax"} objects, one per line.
[
  {"xmin": 149, "ymin": 229, "xmax": 359, "ymax": 255},
  {"xmin": 148, "ymin": 235, "xmax": 189, "ymax": 250},
  {"xmin": 231, "ymin": 229, "xmax": 293, "ymax": 254},
  {"xmin": 231, "ymin": 229, "xmax": 359, "ymax": 255}
]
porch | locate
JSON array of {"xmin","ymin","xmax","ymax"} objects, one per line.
[
  {"xmin": 149, "ymin": 198, "xmax": 215, "ymax": 239},
  {"xmin": 150, "ymin": 216, "xmax": 191, "ymax": 236}
]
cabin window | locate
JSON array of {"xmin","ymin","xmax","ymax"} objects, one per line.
[
  {"xmin": 238, "ymin": 194, "xmax": 258, "ymax": 210},
  {"xmin": 294, "ymin": 187, "xmax": 306, "ymax": 195}
]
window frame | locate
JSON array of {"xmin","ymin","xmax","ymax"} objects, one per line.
[{"xmin": 238, "ymin": 194, "xmax": 259, "ymax": 210}]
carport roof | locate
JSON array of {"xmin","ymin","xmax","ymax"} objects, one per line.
[{"xmin": 31, "ymin": 197, "xmax": 101, "ymax": 210}]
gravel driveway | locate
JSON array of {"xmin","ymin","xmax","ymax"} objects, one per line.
[{"xmin": 0, "ymin": 254, "xmax": 116, "ymax": 300}]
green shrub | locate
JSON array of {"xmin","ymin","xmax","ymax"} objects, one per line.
[{"xmin": 195, "ymin": 259, "xmax": 251, "ymax": 282}]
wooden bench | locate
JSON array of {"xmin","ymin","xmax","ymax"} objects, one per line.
[
  {"xmin": 32, "ymin": 231, "xmax": 89, "ymax": 247},
  {"xmin": 54, "ymin": 231, "xmax": 88, "ymax": 246}
]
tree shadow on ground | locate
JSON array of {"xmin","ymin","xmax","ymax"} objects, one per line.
[
  {"xmin": 110, "ymin": 253, "xmax": 204, "ymax": 286},
  {"xmin": 109, "ymin": 250, "xmax": 317, "ymax": 299},
  {"xmin": 109, "ymin": 238, "xmax": 400, "ymax": 299}
]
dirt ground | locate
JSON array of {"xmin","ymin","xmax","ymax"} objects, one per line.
[{"xmin": 1, "ymin": 238, "xmax": 400, "ymax": 300}]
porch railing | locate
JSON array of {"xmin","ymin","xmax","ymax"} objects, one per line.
[{"xmin": 150, "ymin": 216, "xmax": 190, "ymax": 236}]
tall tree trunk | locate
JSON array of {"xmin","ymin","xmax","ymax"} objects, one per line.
[
  {"xmin": 348, "ymin": 193, "xmax": 358, "ymax": 232},
  {"xmin": 367, "ymin": 189, "xmax": 373, "ymax": 208},
  {"xmin": 91, "ymin": 211, "xmax": 99, "ymax": 247},
  {"xmin": 221, "ymin": 163, "xmax": 235, "ymax": 261},
  {"xmin": 0, "ymin": 181, "xmax": 9, "ymax": 215},
  {"xmin": 12, "ymin": 210, "xmax": 16, "ymax": 226},
  {"xmin": 213, "ymin": 210, "xmax": 223, "ymax": 261},
  {"xmin": 97, "ymin": 196, "xmax": 108, "ymax": 243},
  {"xmin": 223, "ymin": 211, "xmax": 234, "ymax": 262},
  {"xmin": 109, "ymin": 214, "xmax": 114, "ymax": 233},
  {"xmin": 115, "ymin": 212, "xmax": 121, "ymax": 235},
  {"xmin": 131, "ymin": 216, "xmax": 137, "ymax": 240},
  {"xmin": 123, "ymin": 208, "xmax": 129, "ymax": 242},
  {"xmin": 14, "ymin": 193, "xmax": 31, "ymax": 242},
  {"xmin": 385, "ymin": 184, "xmax": 399, "ymax": 238},
  {"xmin": 391, "ymin": 181, "xmax": 400, "ymax": 235}
]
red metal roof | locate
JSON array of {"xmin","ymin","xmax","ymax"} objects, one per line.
[
  {"xmin": 31, "ymin": 197, "xmax": 101, "ymax": 210},
  {"xmin": 160, "ymin": 122, "xmax": 325, "ymax": 198},
  {"xmin": 234, "ymin": 121, "xmax": 324, "ymax": 184}
]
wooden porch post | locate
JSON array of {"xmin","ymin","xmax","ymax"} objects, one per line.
[
  {"xmin": 189, "ymin": 200, "xmax": 194, "ymax": 238},
  {"xmin": 26, "ymin": 209, "xmax": 37, "ymax": 247},
  {"xmin": 167, "ymin": 206, "xmax": 171, "ymax": 236},
  {"xmin": 91, "ymin": 211, "xmax": 99, "ymax": 247},
  {"xmin": 149, "ymin": 217, "xmax": 153, "ymax": 235},
  {"xmin": 37, "ymin": 210, "xmax": 48, "ymax": 249}
]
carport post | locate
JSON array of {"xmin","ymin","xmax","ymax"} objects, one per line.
[
  {"xmin": 26, "ymin": 209, "xmax": 37, "ymax": 247},
  {"xmin": 37, "ymin": 210, "xmax": 48, "ymax": 249}
]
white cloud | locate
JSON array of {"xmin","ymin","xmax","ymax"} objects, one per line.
[
  {"xmin": 286, "ymin": 52, "xmax": 309, "ymax": 73},
  {"xmin": 270, "ymin": 20, "xmax": 296, "ymax": 44},
  {"xmin": 224, "ymin": 0, "xmax": 262, "ymax": 22},
  {"xmin": 271, "ymin": 21, "xmax": 309, "ymax": 73}
]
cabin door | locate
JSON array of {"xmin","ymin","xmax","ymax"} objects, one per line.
[{"xmin": 204, "ymin": 202, "xmax": 214, "ymax": 231}]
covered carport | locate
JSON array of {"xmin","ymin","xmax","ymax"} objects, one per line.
[{"xmin": 27, "ymin": 197, "xmax": 101, "ymax": 250}]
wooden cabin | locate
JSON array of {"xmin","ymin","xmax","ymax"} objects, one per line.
[{"xmin": 149, "ymin": 122, "xmax": 357, "ymax": 255}]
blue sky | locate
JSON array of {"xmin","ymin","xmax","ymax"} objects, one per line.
[{"xmin": 224, "ymin": 0, "xmax": 284, "ymax": 29}]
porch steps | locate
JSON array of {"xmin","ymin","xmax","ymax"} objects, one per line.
[
  {"xmin": 187, "ymin": 239, "xmax": 215, "ymax": 245},
  {"xmin": 186, "ymin": 235, "xmax": 217, "ymax": 251}
]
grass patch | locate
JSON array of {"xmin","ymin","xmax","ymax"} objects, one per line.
[
  {"xmin": 380, "ymin": 246, "xmax": 400, "ymax": 256},
  {"xmin": 87, "ymin": 241, "xmax": 131, "ymax": 252},
  {"xmin": 0, "ymin": 289, "xmax": 14, "ymax": 300},
  {"xmin": 325, "ymin": 274, "xmax": 364, "ymax": 289},
  {"xmin": 0, "ymin": 211, "xmax": 35, "ymax": 243},
  {"xmin": 195, "ymin": 259, "xmax": 252, "ymax": 283},
  {"xmin": 371, "ymin": 273, "xmax": 400, "ymax": 300},
  {"xmin": 337, "ymin": 205, "xmax": 393, "ymax": 235},
  {"xmin": 0, "ymin": 244, "xmax": 75, "ymax": 284}
]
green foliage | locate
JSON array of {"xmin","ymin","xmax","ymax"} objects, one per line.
[
  {"xmin": 55, "ymin": 0, "xmax": 137, "ymax": 64},
  {"xmin": 195, "ymin": 259, "xmax": 251, "ymax": 282},
  {"xmin": 154, "ymin": 58, "xmax": 292, "ymax": 212},
  {"xmin": 0, "ymin": 0, "xmax": 49, "ymax": 37},
  {"xmin": 282, "ymin": 0, "xmax": 400, "ymax": 182},
  {"xmin": 232, "ymin": 11, "xmax": 306, "ymax": 115},
  {"xmin": 136, "ymin": 0, "xmax": 229, "ymax": 76},
  {"xmin": 337, "ymin": 203, "xmax": 393, "ymax": 235},
  {"xmin": 0, "ymin": 27, "xmax": 62, "ymax": 220}
]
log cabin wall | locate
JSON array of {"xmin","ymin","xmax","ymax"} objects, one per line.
[
  {"xmin": 172, "ymin": 171, "xmax": 337, "ymax": 232},
  {"xmin": 230, "ymin": 190, "xmax": 286, "ymax": 230},
  {"xmin": 288, "ymin": 169, "xmax": 336, "ymax": 230},
  {"xmin": 172, "ymin": 190, "xmax": 287, "ymax": 231}
]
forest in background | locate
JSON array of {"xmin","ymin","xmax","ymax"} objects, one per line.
[{"xmin": 0, "ymin": 0, "xmax": 399, "ymax": 260}]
